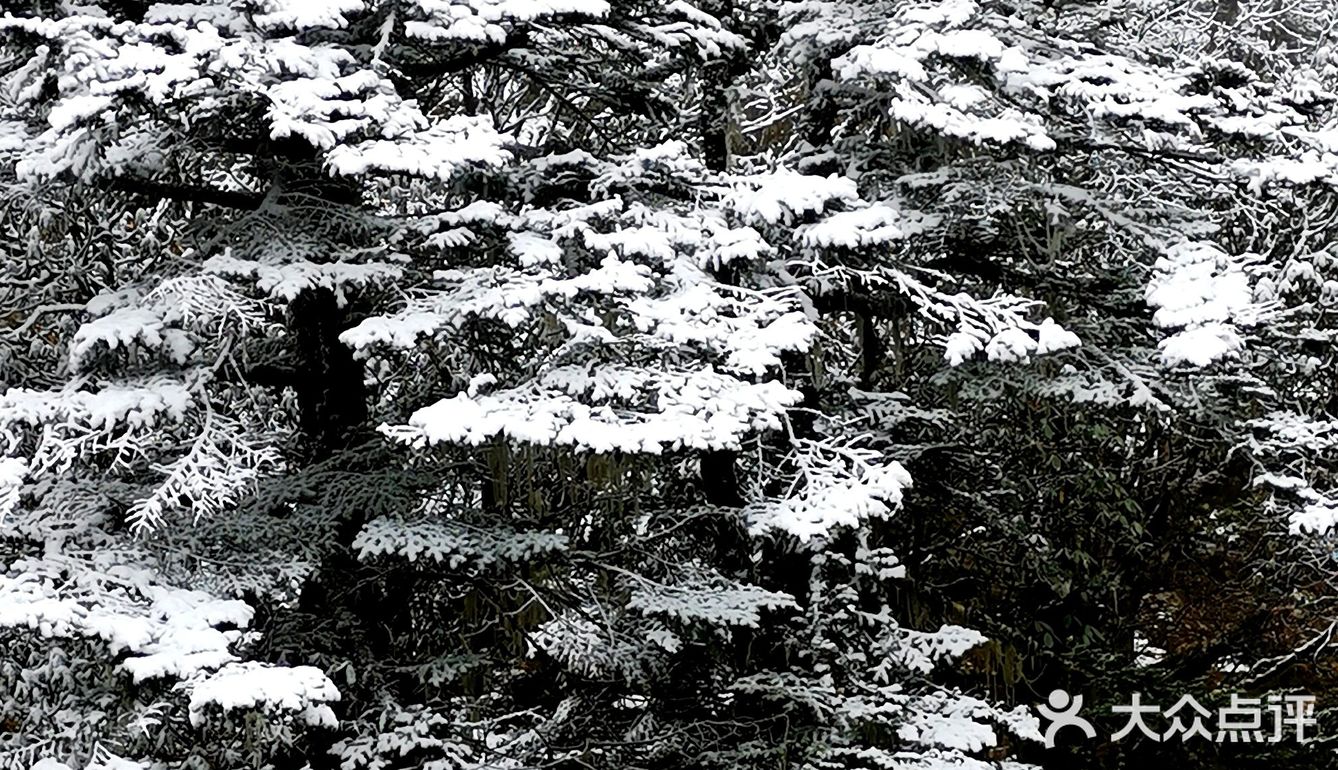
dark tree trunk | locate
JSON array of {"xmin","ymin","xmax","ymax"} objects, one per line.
[
  {"xmin": 693, "ymin": 0, "xmax": 752, "ymax": 573},
  {"xmin": 287, "ymin": 287, "xmax": 368, "ymax": 457},
  {"xmin": 697, "ymin": 0, "xmax": 735, "ymax": 173}
]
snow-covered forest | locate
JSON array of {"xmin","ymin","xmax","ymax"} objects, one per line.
[{"xmin": 1, "ymin": 0, "xmax": 1337, "ymax": 768}]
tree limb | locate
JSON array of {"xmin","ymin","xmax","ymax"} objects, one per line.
[
  {"xmin": 1, "ymin": 303, "xmax": 86, "ymax": 338},
  {"xmin": 1057, "ymin": 137, "xmax": 1225, "ymax": 165},
  {"xmin": 101, "ymin": 176, "xmax": 265, "ymax": 210}
]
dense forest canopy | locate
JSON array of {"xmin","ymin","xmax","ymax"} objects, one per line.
[{"xmin": 1, "ymin": 0, "xmax": 1337, "ymax": 769}]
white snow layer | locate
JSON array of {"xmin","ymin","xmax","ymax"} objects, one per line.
[
  {"xmin": 188, "ymin": 661, "xmax": 341, "ymax": 726},
  {"xmin": 1146, "ymin": 241, "xmax": 1260, "ymax": 367}
]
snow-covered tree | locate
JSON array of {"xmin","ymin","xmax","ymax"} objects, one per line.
[
  {"xmin": 6, "ymin": 1, "xmax": 1338, "ymax": 769},
  {"xmin": 748, "ymin": 0, "xmax": 1338, "ymax": 764},
  {"xmin": 0, "ymin": 1, "xmax": 1057, "ymax": 769}
]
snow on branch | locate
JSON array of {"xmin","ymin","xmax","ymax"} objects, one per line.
[
  {"xmin": 529, "ymin": 608, "xmax": 672, "ymax": 680},
  {"xmin": 1243, "ymin": 411, "xmax": 1338, "ymax": 534},
  {"xmin": 0, "ymin": 553, "xmax": 251, "ymax": 682},
  {"xmin": 203, "ymin": 250, "xmax": 406, "ymax": 304},
  {"xmin": 854, "ymin": 266, "xmax": 1079, "ymax": 366},
  {"xmin": 0, "ymin": 457, "xmax": 25, "ymax": 524},
  {"xmin": 187, "ymin": 661, "xmax": 340, "ymax": 728},
  {"xmin": 354, "ymin": 516, "xmax": 569, "ymax": 568},
  {"xmin": 626, "ymin": 579, "xmax": 798, "ymax": 629},
  {"xmin": 1146, "ymin": 240, "xmax": 1272, "ymax": 367},
  {"xmin": 341, "ymin": 255, "xmax": 657, "ymax": 349},
  {"xmin": 69, "ymin": 277, "xmax": 272, "ymax": 372},
  {"xmin": 326, "ymin": 117, "xmax": 512, "ymax": 180},
  {"xmin": 781, "ymin": 0, "xmax": 1258, "ymax": 156},
  {"xmin": 725, "ymin": 169, "xmax": 860, "ymax": 226},
  {"xmin": 125, "ymin": 417, "xmax": 281, "ymax": 532},
  {"xmin": 382, "ymin": 365, "xmax": 800, "ymax": 453},
  {"xmin": 69, "ymin": 308, "xmax": 194, "ymax": 372},
  {"xmin": 798, "ymin": 202, "xmax": 942, "ymax": 249},
  {"xmin": 1, "ymin": 378, "xmax": 194, "ymax": 434},
  {"xmin": 402, "ymin": 0, "xmax": 612, "ymax": 44},
  {"xmin": 0, "ymin": 537, "xmax": 340, "ymax": 735},
  {"xmin": 745, "ymin": 439, "xmax": 913, "ymax": 541},
  {"xmin": 245, "ymin": 0, "xmax": 368, "ymax": 32}
]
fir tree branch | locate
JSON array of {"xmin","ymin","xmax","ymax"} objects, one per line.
[{"xmin": 101, "ymin": 176, "xmax": 266, "ymax": 210}]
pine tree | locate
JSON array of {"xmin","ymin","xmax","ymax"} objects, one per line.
[
  {"xmin": 759, "ymin": 0, "xmax": 1338, "ymax": 765},
  {"xmin": 0, "ymin": 2, "xmax": 1048, "ymax": 768},
  {"xmin": 6, "ymin": 2, "xmax": 1338, "ymax": 769}
]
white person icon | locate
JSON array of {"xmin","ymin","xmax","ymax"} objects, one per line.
[{"xmin": 1037, "ymin": 689, "xmax": 1098, "ymax": 748}]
